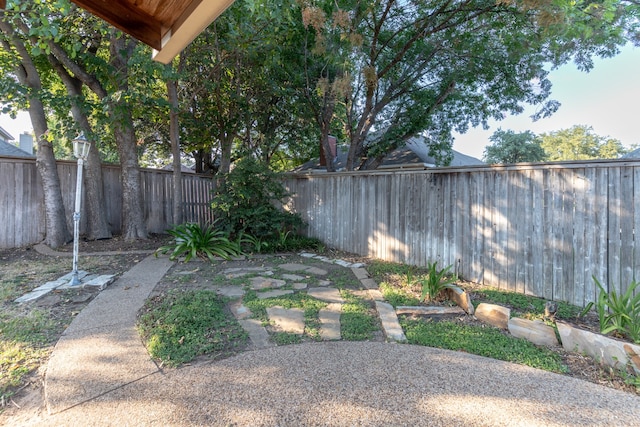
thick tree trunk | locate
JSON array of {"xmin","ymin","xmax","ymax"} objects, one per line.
[
  {"xmin": 0, "ymin": 18, "xmax": 70, "ymax": 247},
  {"xmin": 110, "ymin": 34, "xmax": 147, "ymax": 240},
  {"xmin": 167, "ymin": 77, "xmax": 183, "ymax": 225},
  {"xmin": 32, "ymin": 102, "xmax": 72, "ymax": 247},
  {"xmin": 50, "ymin": 58, "xmax": 111, "ymax": 240}
]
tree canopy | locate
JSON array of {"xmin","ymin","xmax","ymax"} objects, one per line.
[
  {"xmin": 483, "ymin": 129, "xmax": 547, "ymax": 164},
  {"xmin": 540, "ymin": 125, "xmax": 630, "ymax": 161}
]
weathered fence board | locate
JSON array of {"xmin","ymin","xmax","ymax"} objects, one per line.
[
  {"xmin": 285, "ymin": 159, "xmax": 640, "ymax": 307},
  {"xmin": 0, "ymin": 157, "xmax": 215, "ymax": 248}
]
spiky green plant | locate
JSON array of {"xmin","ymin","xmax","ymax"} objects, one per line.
[
  {"xmin": 156, "ymin": 222, "xmax": 242, "ymax": 262},
  {"xmin": 420, "ymin": 262, "xmax": 457, "ymax": 302}
]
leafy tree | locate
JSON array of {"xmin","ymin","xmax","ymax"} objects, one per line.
[
  {"xmin": 540, "ymin": 125, "xmax": 629, "ymax": 161},
  {"xmin": 483, "ymin": 129, "xmax": 547, "ymax": 164}
]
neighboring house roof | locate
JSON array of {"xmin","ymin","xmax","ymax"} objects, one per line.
[
  {"xmin": 621, "ymin": 148, "xmax": 640, "ymax": 159},
  {"xmin": 294, "ymin": 135, "xmax": 484, "ymax": 172},
  {"xmin": 0, "ymin": 126, "xmax": 14, "ymax": 143},
  {"xmin": 0, "ymin": 140, "xmax": 35, "ymax": 158}
]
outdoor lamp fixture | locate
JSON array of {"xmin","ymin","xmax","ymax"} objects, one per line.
[{"xmin": 68, "ymin": 133, "xmax": 91, "ymax": 286}]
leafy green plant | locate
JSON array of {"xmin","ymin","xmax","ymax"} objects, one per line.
[
  {"xmin": 419, "ymin": 262, "xmax": 457, "ymax": 302},
  {"xmin": 156, "ymin": 222, "xmax": 242, "ymax": 261},
  {"xmin": 584, "ymin": 277, "xmax": 640, "ymax": 343},
  {"xmin": 480, "ymin": 289, "xmax": 581, "ymax": 320},
  {"xmin": 211, "ymin": 157, "xmax": 304, "ymax": 239},
  {"xmin": 137, "ymin": 290, "xmax": 248, "ymax": 367}
]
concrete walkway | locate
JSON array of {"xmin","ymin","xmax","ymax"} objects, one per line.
[{"xmin": 6, "ymin": 253, "xmax": 640, "ymax": 426}]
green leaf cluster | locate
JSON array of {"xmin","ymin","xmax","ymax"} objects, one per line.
[
  {"xmin": 587, "ymin": 277, "xmax": 640, "ymax": 343},
  {"xmin": 419, "ymin": 262, "xmax": 457, "ymax": 302},
  {"xmin": 156, "ymin": 222, "xmax": 242, "ymax": 261},
  {"xmin": 211, "ymin": 157, "xmax": 304, "ymax": 239}
]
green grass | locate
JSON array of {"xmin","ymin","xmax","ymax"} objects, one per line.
[
  {"xmin": 340, "ymin": 290, "xmax": 380, "ymax": 340},
  {"xmin": 401, "ymin": 317, "xmax": 568, "ymax": 373},
  {"xmin": 137, "ymin": 290, "xmax": 248, "ymax": 367},
  {"xmin": 477, "ymin": 288, "xmax": 582, "ymax": 320},
  {"xmin": 271, "ymin": 332, "xmax": 303, "ymax": 345},
  {"xmin": 243, "ymin": 291, "xmax": 327, "ymax": 322},
  {"xmin": 379, "ymin": 282, "xmax": 421, "ymax": 307}
]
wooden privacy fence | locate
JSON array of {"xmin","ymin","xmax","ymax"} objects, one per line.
[
  {"xmin": 0, "ymin": 156, "xmax": 215, "ymax": 248},
  {"xmin": 285, "ymin": 159, "xmax": 640, "ymax": 308}
]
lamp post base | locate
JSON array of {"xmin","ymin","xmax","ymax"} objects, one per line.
[{"xmin": 68, "ymin": 272, "xmax": 82, "ymax": 287}]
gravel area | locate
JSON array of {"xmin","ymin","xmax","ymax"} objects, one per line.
[{"xmin": 14, "ymin": 341, "xmax": 640, "ymax": 426}]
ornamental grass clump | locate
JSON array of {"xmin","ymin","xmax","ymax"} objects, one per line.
[
  {"xmin": 156, "ymin": 222, "xmax": 242, "ymax": 262},
  {"xmin": 419, "ymin": 262, "xmax": 457, "ymax": 302},
  {"xmin": 586, "ymin": 277, "xmax": 640, "ymax": 344}
]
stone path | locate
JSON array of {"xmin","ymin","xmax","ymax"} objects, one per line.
[{"xmin": 217, "ymin": 253, "xmax": 407, "ymax": 349}]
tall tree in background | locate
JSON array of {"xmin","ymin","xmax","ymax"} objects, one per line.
[
  {"xmin": 483, "ymin": 129, "xmax": 547, "ymax": 164},
  {"xmin": 540, "ymin": 125, "xmax": 629, "ymax": 160}
]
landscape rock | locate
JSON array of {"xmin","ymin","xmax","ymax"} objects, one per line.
[
  {"xmin": 396, "ymin": 306, "xmax": 465, "ymax": 316},
  {"xmin": 266, "ymin": 306, "xmax": 305, "ymax": 334},
  {"xmin": 249, "ymin": 277, "xmax": 286, "ymax": 290},
  {"xmin": 351, "ymin": 267, "xmax": 369, "ymax": 280},
  {"xmin": 445, "ymin": 285, "xmax": 474, "ymax": 315},
  {"xmin": 508, "ymin": 318, "xmax": 559, "ymax": 347},
  {"xmin": 257, "ymin": 290, "xmax": 294, "ymax": 299},
  {"xmin": 360, "ymin": 278, "xmax": 378, "ymax": 290},
  {"xmin": 307, "ymin": 287, "xmax": 344, "ymax": 304},
  {"xmin": 375, "ymin": 301, "xmax": 407, "ymax": 342},
  {"xmin": 475, "ymin": 303, "xmax": 510, "ymax": 329},
  {"xmin": 557, "ymin": 321, "xmax": 640, "ymax": 375},
  {"xmin": 319, "ymin": 303, "xmax": 342, "ymax": 340}
]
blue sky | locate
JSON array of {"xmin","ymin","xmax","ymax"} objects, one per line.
[
  {"xmin": 1, "ymin": 44, "xmax": 638, "ymax": 160},
  {"xmin": 453, "ymin": 43, "xmax": 640, "ymax": 159}
]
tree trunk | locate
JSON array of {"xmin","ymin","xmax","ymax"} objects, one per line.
[
  {"xmin": 110, "ymin": 34, "xmax": 147, "ymax": 240},
  {"xmin": 167, "ymin": 76, "xmax": 183, "ymax": 225},
  {"xmin": 50, "ymin": 56, "xmax": 111, "ymax": 240},
  {"xmin": 0, "ymin": 17, "xmax": 70, "ymax": 247}
]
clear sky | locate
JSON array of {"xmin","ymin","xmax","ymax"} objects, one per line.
[
  {"xmin": 453, "ymin": 43, "xmax": 640, "ymax": 160},
  {"xmin": 1, "ymin": 44, "xmax": 639, "ymax": 159}
]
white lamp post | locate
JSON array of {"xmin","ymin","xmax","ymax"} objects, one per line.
[{"xmin": 69, "ymin": 134, "xmax": 91, "ymax": 286}]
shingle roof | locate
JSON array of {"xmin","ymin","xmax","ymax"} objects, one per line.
[
  {"xmin": 0, "ymin": 140, "xmax": 35, "ymax": 158},
  {"xmin": 0, "ymin": 125, "xmax": 14, "ymax": 142}
]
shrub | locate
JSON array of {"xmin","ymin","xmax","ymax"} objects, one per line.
[
  {"xmin": 156, "ymin": 222, "xmax": 242, "ymax": 261},
  {"xmin": 211, "ymin": 158, "xmax": 304, "ymax": 239}
]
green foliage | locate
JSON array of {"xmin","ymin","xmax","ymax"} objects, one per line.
[
  {"xmin": 483, "ymin": 129, "xmax": 547, "ymax": 164},
  {"xmin": 137, "ymin": 290, "xmax": 248, "ymax": 367},
  {"xmin": 211, "ymin": 158, "xmax": 304, "ymax": 239},
  {"xmin": 540, "ymin": 125, "xmax": 630, "ymax": 161},
  {"xmin": 587, "ymin": 277, "xmax": 640, "ymax": 343},
  {"xmin": 271, "ymin": 332, "xmax": 303, "ymax": 345},
  {"xmin": 156, "ymin": 222, "xmax": 242, "ymax": 262},
  {"xmin": 340, "ymin": 290, "xmax": 380, "ymax": 340},
  {"xmin": 479, "ymin": 289, "xmax": 581, "ymax": 320},
  {"xmin": 419, "ymin": 262, "xmax": 457, "ymax": 302},
  {"xmin": 379, "ymin": 282, "xmax": 421, "ymax": 308},
  {"xmin": 401, "ymin": 317, "xmax": 568, "ymax": 373},
  {"xmin": 243, "ymin": 291, "xmax": 327, "ymax": 324},
  {"xmin": 240, "ymin": 231, "xmax": 324, "ymax": 254}
]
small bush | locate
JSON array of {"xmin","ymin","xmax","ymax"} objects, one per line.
[
  {"xmin": 587, "ymin": 277, "xmax": 640, "ymax": 343},
  {"xmin": 211, "ymin": 158, "xmax": 304, "ymax": 239}
]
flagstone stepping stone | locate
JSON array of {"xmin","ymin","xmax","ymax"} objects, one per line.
[
  {"xmin": 216, "ymin": 285, "xmax": 245, "ymax": 299},
  {"xmin": 222, "ymin": 267, "xmax": 272, "ymax": 278},
  {"xmin": 319, "ymin": 303, "xmax": 342, "ymax": 340},
  {"xmin": 257, "ymin": 289, "xmax": 294, "ymax": 299},
  {"xmin": 279, "ymin": 263, "xmax": 308, "ymax": 272},
  {"xmin": 266, "ymin": 306, "xmax": 305, "ymax": 334},
  {"xmin": 249, "ymin": 277, "xmax": 286, "ymax": 290},
  {"xmin": 228, "ymin": 300, "xmax": 252, "ymax": 319},
  {"xmin": 305, "ymin": 267, "xmax": 328, "ymax": 276},
  {"xmin": 293, "ymin": 283, "xmax": 308, "ymax": 290},
  {"xmin": 351, "ymin": 267, "xmax": 369, "ymax": 280},
  {"xmin": 299, "ymin": 253, "xmax": 316, "ymax": 258},
  {"xmin": 307, "ymin": 287, "xmax": 344, "ymax": 304},
  {"xmin": 238, "ymin": 319, "xmax": 274, "ymax": 349},
  {"xmin": 395, "ymin": 306, "xmax": 465, "ymax": 316},
  {"xmin": 282, "ymin": 273, "xmax": 306, "ymax": 281},
  {"xmin": 375, "ymin": 301, "xmax": 407, "ymax": 342},
  {"xmin": 317, "ymin": 280, "xmax": 332, "ymax": 287},
  {"xmin": 334, "ymin": 260, "xmax": 352, "ymax": 268}
]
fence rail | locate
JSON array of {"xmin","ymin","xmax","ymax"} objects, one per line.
[
  {"xmin": 0, "ymin": 156, "xmax": 215, "ymax": 248},
  {"xmin": 285, "ymin": 159, "xmax": 640, "ymax": 307}
]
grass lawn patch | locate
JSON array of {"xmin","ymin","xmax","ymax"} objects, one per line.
[
  {"xmin": 401, "ymin": 317, "xmax": 568, "ymax": 373},
  {"xmin": 137, "ymin": 290, "xmax": 248, "ymax": 367},
  {"xmin": 379, "ymin": 282, "xmax": 421, "ymax": 307},
  {"xmin": 476, "ymin": 288, "xmax": 582, "ymax": 320},
  {"xmin": 340, "ymin": 290, "xmax": 380, "ymax": 341}
]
